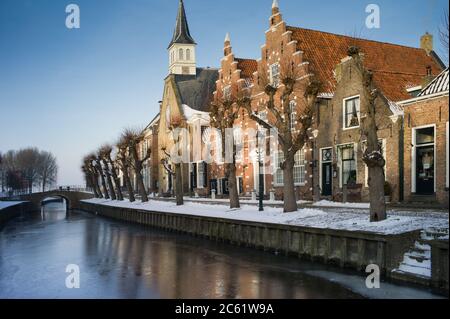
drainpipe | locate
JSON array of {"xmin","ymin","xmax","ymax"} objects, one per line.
[{"xmin": 399, "ymin": 118, "xmax": 405, "ymax": 202}]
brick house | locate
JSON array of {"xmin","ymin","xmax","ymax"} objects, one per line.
[
  {"xmin": 399, "ymin": 68, "xmax": 449, "ymax": 207},
  {"xmin": 208, "ymin": 33, "xmax": 258, "ymax": 197},
  {"xmin": 214, "ymin": 0, "xmax": 444, "ymax": 203}
]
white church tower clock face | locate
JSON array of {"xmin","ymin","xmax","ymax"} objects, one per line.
[{"xmin": 168, "ymin": 0, "xmax": 197, "ymax": 75}]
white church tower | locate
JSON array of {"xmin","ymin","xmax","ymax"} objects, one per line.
[{"xmin": 168, "ymin": 0, "xmax": 197, "ymax": 75}]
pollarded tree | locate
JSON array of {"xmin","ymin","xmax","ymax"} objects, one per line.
[
  {"xmin": 83, "ymin": 154, "xmax": 103, "ymax": 198},
  {"xmin": 210, "ymin": 83, "xmax": 243, "ymax": 209},
  {"xmin": 91, "ymin": 153, "xmax": 110, "ymax": 199},
  {"xmin": 161, "ymin": 115, "xmax": 186, "ymax": 206},
  {"xmin": 122, "ymin": 128, "xmax": 151, "ymax": 202},
  {"xmin": 97, "ymin": 148, "xmax": 116, "ymax": 200},
  {"xmin": 348, "ymin": 47, "xmax": 386, "ymax": 222},
  {"xmin": 117, "ymin": 138, "xmax": 135, "ymax": 202},
  {"xmin": 100, "ymin": 144, "xmax": 123, "ymax": 201},
  {"xmin": 241, "ymin": 58, "xmax": 321, "ymax": 212},
  {"xmin": 99, "ymin": 145, "xmax": 121, "ymax": 201}
]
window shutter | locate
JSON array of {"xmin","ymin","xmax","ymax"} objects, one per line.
[{"xmin": 203, "ymin": 162, "xmax": 208, "ymax": 187}]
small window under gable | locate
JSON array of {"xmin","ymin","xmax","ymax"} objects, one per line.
[
  {"xmin": 269, "ymin": 63, "xmax": 280, "ymax": 88},
  {"xmin": 343, "ymin": 96, "xmax": 360, "ymax": 129}
]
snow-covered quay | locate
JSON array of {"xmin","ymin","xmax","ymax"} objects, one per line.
[{"xmin": 82, "ymin": 198, "xmax": 448, "ymax": 235}]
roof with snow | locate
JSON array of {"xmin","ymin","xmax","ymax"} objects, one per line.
[
  {"xmin": 286, "ymin": 26, "xmax": 445, "ymax": 102},
  {"xmin": 172, "ymin": 68, "xmax": 219, "ymax": 113},
  {"xmin": 418, "ymin": 67, "xmax": 449, "ymax": 96},
  {"xmin": 168, "ymin": 0, "xmax": 196, "ymax": 49}
]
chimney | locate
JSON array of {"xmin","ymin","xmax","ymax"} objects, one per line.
[
  {"xmin": 224, "ymin": 33, "xmax": 232, "ymax": 56},
  {"xmin": 420, "ymin": 32, "xmax": 433, "ymax": 55}
]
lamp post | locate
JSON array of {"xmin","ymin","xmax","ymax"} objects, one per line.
[
  {"xmin": 256, "ymin": 129, "xmax": 264, "ymax": 211},
  {"xmin": 312, "ymin": 129, "xmax": 320, "ymax": 202}
]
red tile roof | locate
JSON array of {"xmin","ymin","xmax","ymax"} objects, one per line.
[
  {"xmin": 236, "ymin": 58, "xmax": 258, "ymax": 79},
  {"xmin": 287, "ymin": 26, "xmax": 444, "ymax": 101}
]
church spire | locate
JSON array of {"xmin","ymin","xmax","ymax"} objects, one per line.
[{"xmin": 168, "ymin": 0, "xmax": 196, "ymax": 49}]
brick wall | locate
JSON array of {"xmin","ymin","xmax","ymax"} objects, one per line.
[{"xmin": 403, "ymin": 95, "xmax": 449, "ymax": 206}]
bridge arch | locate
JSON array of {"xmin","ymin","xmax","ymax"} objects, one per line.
[
  {"xmin": 5, "ymin": 190, "xmax": 94, "ymax": 211},
  {"xmin": 40, "ymin": 195, "xmax": 71, "ymax": 211}
]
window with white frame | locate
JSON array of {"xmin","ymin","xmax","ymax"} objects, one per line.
[
  {"xmin": 343, "ymin": 96, "xmax": 360, "ymax": 129},
  {"xmin": 234, "ymin": 125, "xmax": 244, "ymax": 163},
  {"xmin": 197, "ymin": 162, "xmax": 205, "ymax": 188},
  {"xmin": 339, "ymin": 144, "xmax": 357, "ymax": 186},
  {"xmin": 274, "ymin": 151, "xmax": 284, "ymax": 185},
  {"xmin": 269, "ymin": 63, "xmax": 280, "ymax": 87},
  {"xmin": 289, "ymin": 101, "xmax": 297, "ymax": 131},
  {"xmin": 294, "ymin": 149, "xmax": 306, "ymax": 184},
  {"xmin": 223, "ymin": 85, "xmax": 231, "ymax": 100}
]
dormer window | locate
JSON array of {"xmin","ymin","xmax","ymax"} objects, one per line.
[
  {"xmin": 269, "ymin": 63, "xmax": 280, "ymax": 87},
  {"xmin": 343, "ymin": 96, "xmax": 360, "ymax": 129}
]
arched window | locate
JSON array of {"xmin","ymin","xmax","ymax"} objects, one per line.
[
  {"xmin": 186, "ymin": 49, "xmax": 191, "ymax": 61},
  {"xmin": 179, "ymin": 48, "xmax": 184, "ymax": 60},
  {"xmin": 171, "ymin": 51, "xmax": 174, "ymax": 63}
]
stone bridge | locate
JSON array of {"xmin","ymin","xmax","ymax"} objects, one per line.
[{"xmin": 3, "ymin": 190, "xmax": 94, "ymax": 211}]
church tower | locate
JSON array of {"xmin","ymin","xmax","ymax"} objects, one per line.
[{"xmin": 168, "ymin": 0, "xmax": 197, "ymax": 75}]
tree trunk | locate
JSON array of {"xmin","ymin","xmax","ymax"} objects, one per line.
[
  {"xmin": 130, "ymin": 146, "xmax": 148, "ymax": 202},
  {"xmin": 364, "ymin": 96, "xmax": 387, "ymax": 222},
  {"xmin": 123, "ymin": 168, "xmax": 135, "ymax": 202},
  {"xmin": 282, "ymin": 155, "xmax": 298, "ymax": 213},
  {"xmin": 92, "ymin": 170, "xmax": 103, "ymax": 198},
  {"xmin": 102, "ymin": 159, "xmax": 116, "ymax": 200},
  {"xmin": 175, "ymin": 163, "xmax": 183, "ymax": 206},
  {"xmin": 226, "ymin": 163, "xmax": 240, "ymax": 209},
  {"xmin": 108, "ymin": 158, "xmax": 123, "ymax": 201},
  {"xmin": 368, "ymin": 165, "xmax": 386, "ymax": 222},
  {"xmin": 96, "ymin": 161, "xmax": 109, "ymax": 199},
  {"xmin": 90, "ymin": 174, "xmax": 100, "ymax": 198}
]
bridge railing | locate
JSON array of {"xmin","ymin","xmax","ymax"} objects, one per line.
[
  {"xmin": 50, "ymin": 186, "xmax": 95, "ymax": 193},
  {"xmin": 0, "ymin": 186, "xmax": 94, "ymax": 199}
]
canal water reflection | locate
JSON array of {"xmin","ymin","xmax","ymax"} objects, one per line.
[{"xmin": 0, "ymin": 202, "xmax": 366, "ymax": 299}]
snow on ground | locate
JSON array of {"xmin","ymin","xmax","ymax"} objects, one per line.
[
  {"xmin": 0, "ymin": 201, "xmax": 25, "ymax": 210},
  {"xmin": 312, "ymin": 200, "xmax": 370, "ymax": 209},
  {"xmin": 82, "ymin": 198, "xmax": 448, "ymax": 235},
  {"xmin": 176, "ymin": 196, "xmax": 310, "ymax": 205}
]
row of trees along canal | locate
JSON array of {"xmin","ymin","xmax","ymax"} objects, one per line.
[
  {"xmin": 83, "ymin": 48, "xmax": 387, "ymax": 222},
  {"xmin": 0, "ymin": 148, "xmax": 58, "ymax": 195}
]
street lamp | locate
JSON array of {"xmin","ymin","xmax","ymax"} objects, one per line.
[
  {"xmin": 311, "ymin": 129, "xmax": 320, "ymax": 202},
  {"xmin": 256, "ymin": 129, "xmax": 264, "ymax": 211}
]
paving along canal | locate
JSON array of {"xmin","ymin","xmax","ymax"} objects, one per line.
[{"xmin": 0, "ymin": 201, "xmax": 443, "ymax": 299}]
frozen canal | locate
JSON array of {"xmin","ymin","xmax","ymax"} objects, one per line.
[{"xmin": 0, "ymin": 202, "xmax": 443, "ymax": 299}]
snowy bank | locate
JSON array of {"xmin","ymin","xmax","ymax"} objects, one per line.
[
  {"xmin": 312, "ymin": 200, "xmax": 370, "ymax": 209},
  {"xmin": 81, "ymin": 198, "xmax": 448, "ymax": 235},
  {"xmin": 0, "ymin": 201, "xmax": 26, "ymax": 210}
]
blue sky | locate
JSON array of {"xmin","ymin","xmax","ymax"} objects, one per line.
[{"xmin": 0, "ymin": 0, "xmax": 448, "ymax": 185}]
